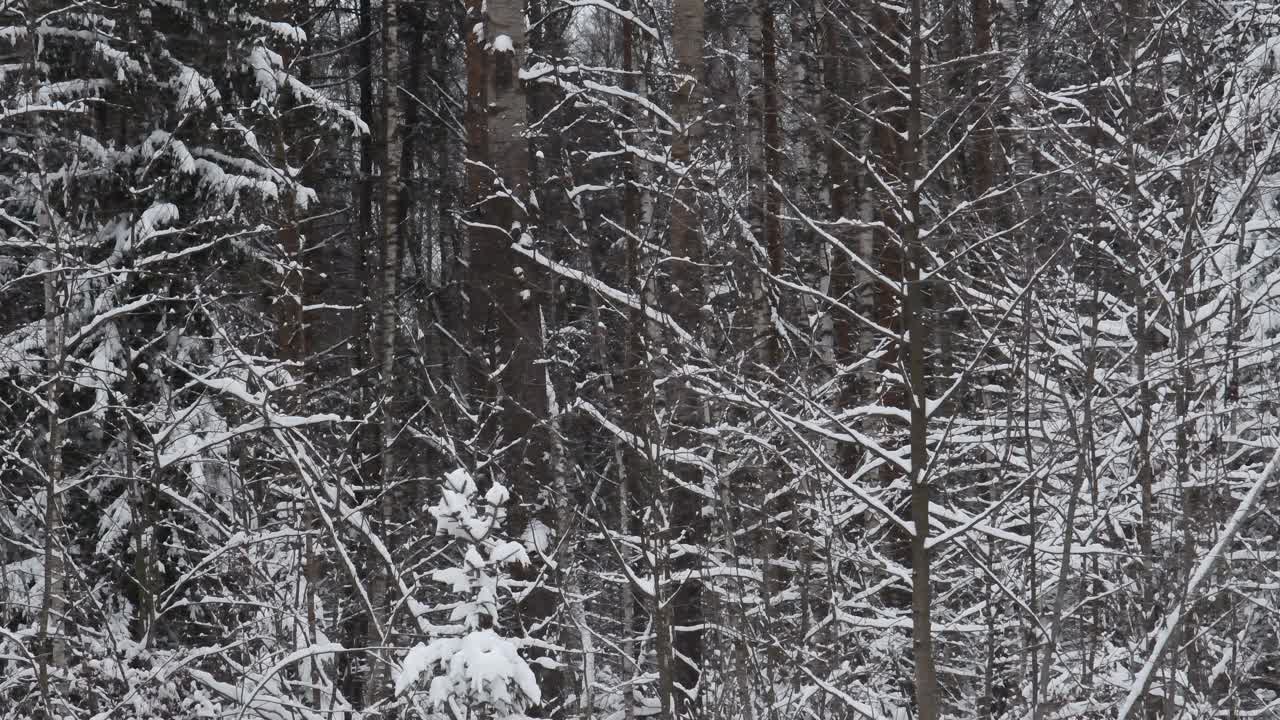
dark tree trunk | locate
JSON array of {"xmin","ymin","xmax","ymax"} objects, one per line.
[
  {"xmin": 664, "ymin": 2, "xmax": 706, "ymax": 717},
  {"xmin": 464, "ymin": 0, "xmax": 562, "ymax": 713}
]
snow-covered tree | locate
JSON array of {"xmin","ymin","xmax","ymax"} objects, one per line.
[
  {"xmin": 395, "ymin": 468, "xmax": 542, "ymax": 719},
  {"xmin": 0, "ymin": 2, "xmax": 359, "ymax": 717},
  {"xmin": 8, "ymin": 2, "xmax": 1280, "ymax": 720}
]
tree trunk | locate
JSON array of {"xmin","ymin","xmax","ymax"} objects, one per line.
[
  {"xmin": 970, "ymin": 3, "xmax": 1000, "ymax": 714},
  {"xmin": 28, "ymin": 7, "xmax": 66, "ymax": 705},
  {"xmin": 37, "ymin": 197, "xmax": 66, "ymax": 717},
  {"xmin": 749, "ymin": 0, "xmax": 784, "ymax": 366},
  {"xmin": 364, "ymin": 0, "xmax": 402, "ymax": 708},
  {"xmin": 972, "ymin": 0, "xmax": 994, "ymax": 202},
  {"xmin": 666, "ymin": 1, "xmax": 706, "ymax": 717},
  {"xmin": 822, "ymin": 0, "xmax": 872, "ymax": 479},
  {"xmin": 339, "ymin": 0, "xmax": 377, "ymax": 707},
  {"xmin": 267, "ymin": 2, "xmax": 320, "ymax": 708},
  {"xmin": 619, "ymin": 9, "xmax": 650, "ymax": 720},
  {"xmin": 1121, "ymin": 3, "xmax": 1158, "ymax": 714},
  {"xmin": 903, "ymin": 0, "xmax": 939, "ymax": 715},
  {"xmin": 465, "ymin": 0, "xmax": 561, "ymax": 713},
  {"xmin": 823, "ymin": 0, "xmax": 850, "ymax": 379},
  {"xmin": 1175, "ymin": 3, "xmax": 1205, "ymax": 695}
]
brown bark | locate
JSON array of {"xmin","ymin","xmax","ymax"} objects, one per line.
[
  {"xmin": 464, "ymin": 0, "xmax": 562, "ymax": 713},
  {"xmin": 670, "ymin": 0, "xmax": 706, "ymax": 333},
  {"xmin": 866, "ymin": 0, "xmax": 916, "ymax": 632},
  {"xmin": 268, "ymin": 0, "xmax": 310, "ymax": 379},
  {"xmin": 871, "ymin": 0, "xmax": 905, "ymax": 418},
  {"xmin": 762, "ymin": 6, "xmax": 783, "ymax": 315},
  {"xmin": 866, "ymin": 0, "xmax": 938, "ymax": 713},
  {"xmin": 745, "ymin": 1, "xmax": 788, "ymax": 700}
]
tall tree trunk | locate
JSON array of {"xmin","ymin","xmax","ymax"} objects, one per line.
[
  {"xmin": 665, "ymin": 1, "xmax": 706, "ymax": 717},
  {"xmin": 37, "ymin": 197, "xmax": 66, "ymax": 717},
  {"xmin": 1174, "ymin": 3, "xmax": 1205, "ymax": 696},
  {"xmin": 823, "ymin": 0, "xmax": 873, "ymax": 478},
  {"xmin": 869, "ymin": 0, "xmax": 914, "ymax": 624},
  {"xmin": 268, "ymin": 2, "xmax": 320, "ymax": 708},
  {"xmin": 737, "ymin": 1, "xmax": 792, "ymax": 705},
  {"xmin": 972, "ymin": 0, "xmax": 994, "ymax": 201},
  {"xmin": 619, "ymin": 9, "xmax": 649, "ymax": 720},
  {"xmin": 903, "ymin": 0, "xmax": 939, "ymax": 715},
  {"xmin": 823, "ymin": 0, "xmax": 850, "ymax": 380},
  {"xmin": 1120, "ymin": 4, "xmax": 1158, "ymax": 715},
  {"xmin": 340, "ymin": 0, "xmax": 378, "ymax": 707},
  {"xmin": 969, "ymin": 2, "xmax": 1001, "ymax": 714},
  {"xmin": 465, "ymin": 0, "xmax": 561, "ymax": 713},
  {"xmin": 29, "ymin": 8, "xmax": 66, "ymax": 707},
  {"xmin": 272, "ymin": 0, "xmax": 307, "ymax": 370},
  {"xmin": 749, "ymin": 0, "xmax": 784, "ymax": 366},
  {"xmin": 364, "ymin": 0, "xmax": 402, "ymax": 708}
]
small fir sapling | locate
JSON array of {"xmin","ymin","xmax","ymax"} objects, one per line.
[{"xmin": 394, "ymin": 469, "xmax": 541, "ymax": 718}]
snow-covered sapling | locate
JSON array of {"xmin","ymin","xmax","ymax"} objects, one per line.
[{"xmin": 394, "ymin": 469, "xmax": 541, "ymax": 718}]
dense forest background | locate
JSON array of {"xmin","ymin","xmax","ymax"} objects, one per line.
[{"xmin": 3, "ymin": 0, "xmax": 1280, "ymax": 718}]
